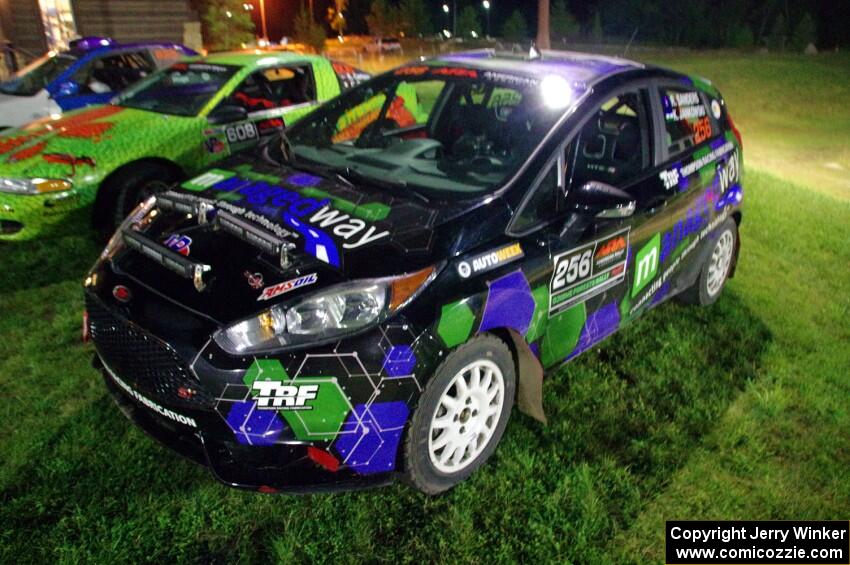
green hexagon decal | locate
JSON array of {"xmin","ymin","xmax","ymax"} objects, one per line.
[
  {"xmin": 437, "ymin": 300, "xmax": 475, "ymax": 348},
  {"xmin": 244, "ymin": 359, "xmax": 351, "ymax": 441}
]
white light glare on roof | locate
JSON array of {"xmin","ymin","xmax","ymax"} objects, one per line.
[{"xmin": 541, "ymin": 75, "xmax": 572, "ymax": 109}]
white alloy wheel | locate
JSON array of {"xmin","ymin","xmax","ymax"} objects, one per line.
[
  {"xmin": 706, "ymin": 229, "xmax": 734, "ymax": 297},
  {"xmin": 427, "ymin": 359, "xmax": 505, "ymax": 473}
]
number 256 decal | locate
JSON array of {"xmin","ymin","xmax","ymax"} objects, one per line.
[
  {"xmin": 225, "ymin": 122, "xmax": 258, "ymax": 144},
  {"xmin": 549, "ymin": 228, "xmax": 630, "ymax": 316}
]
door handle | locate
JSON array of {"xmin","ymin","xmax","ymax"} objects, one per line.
[{"xmin": 643, "ymin": 196, "xmax": 667, "ymax": 215}]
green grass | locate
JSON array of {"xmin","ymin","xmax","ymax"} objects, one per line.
[{"xmin": 2, "ymin": 53, "xmax": 849, "ymax": 563}]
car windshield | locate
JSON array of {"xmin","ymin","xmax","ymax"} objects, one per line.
[
  {"xmin": 0, "ymin": 53, "xmax": 77, "ymax": 96},
  {"xmin": 286, "ymin": 65, "xmax": 570, "ymax": 197},
  {"xmin": 115, "ymin": 62, "xmax": 238, "ymax": 116}
]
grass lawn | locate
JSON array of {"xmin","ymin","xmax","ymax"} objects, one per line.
[{"xmin": 1, "ymin": 52, "xmax": 848, "ymax": 563}]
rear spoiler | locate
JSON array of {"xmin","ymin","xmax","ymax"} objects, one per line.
[{"xmin": 123, "ymin": 191, "xmax": 297, "ymax": 291}]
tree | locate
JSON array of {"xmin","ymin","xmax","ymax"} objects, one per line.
[
  {"xmin": 591, "ymin": 11, "xmax": 603, "ymax": 43},
  {"xmin": 326, "ymin": 0, "xmax": 348, "ymax": 37},
  {"xmin": 456, "ymin": 6, "xmax": 482, "ymax": 38},
  {"xmin": 791, "ymin": 12, "xmax": 817, "ymax": 51},
  {"xmin": 398, "ymin": 0, "xmax": 431, "ymax": 37},
  {"xmin": 294, "ymin": 4, "xmax": 327, "ymax": 53},
  {"xmin": 367, "ymin": 0, "xmax": 400, "ymax": 36},
  {"xmin": 768, "ymin": 13, "xmax": 786, "ymax": 50},
  {"xmin": 728, "ymin": 23, "xmax": 754, "ymax": 48},
  {"xmin": 502, "ymin": 10, "xmax": 528, "ymax": 42},
  {"xmin": 550, "ymin": 0, "xmax": 579, "ymax": 41},
  {"xmin": 202, "ymin": 0, "xmax": 255, "ymax": 51},
  {"xmin": 537, "ymin": 0, "xmax": 550, "ymax": 49}
]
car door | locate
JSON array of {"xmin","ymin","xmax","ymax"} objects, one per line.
[
  {"xmin": 59, "ymin": 49, "xmax": 156, "ymax": 110},
  {"xmin": 647, "ymin": 80, "xmax": 739, "ymax": 302},
  {"xmin": 539, "ymin": 84, "xmax": 665, "ymax": 368}
]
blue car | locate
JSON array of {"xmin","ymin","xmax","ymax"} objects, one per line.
[{"xmin": 0, "ymin": 36, "xmax": 196, "ymax": 129}]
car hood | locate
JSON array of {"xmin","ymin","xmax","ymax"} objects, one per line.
[
  {"xmin": 108, "ymin": 154, "xmax": 509, "ymax": 323},
  {"xmin": 0, "ymin": 105, "xmax": 192, "ymax": 180}
]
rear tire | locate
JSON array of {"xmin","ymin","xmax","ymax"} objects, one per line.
[
  {"xmin": 96, "ymin": 163, "xmax": 180, "ymax": 237},
  {"xmin": 403, "ymin": 335, "xmax": 515, "ymax": 495},
  {"xmin": 677, "ymin": 218, "xmax": 737, "ymax": 306}
]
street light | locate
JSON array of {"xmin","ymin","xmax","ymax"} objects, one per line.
[
  {"xmin": 441, "ymin": 2, "xmax": 456, "ymax": 37},
  {"xmin": 482, "ymin": 0, "xmax": 490, "ymax": 38}
]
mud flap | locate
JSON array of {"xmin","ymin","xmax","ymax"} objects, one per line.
[{"xmin": 505, "ymin": 329, "xmax": 547, "ymax": 425}]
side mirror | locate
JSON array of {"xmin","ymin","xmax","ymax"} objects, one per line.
[
  {"xmin": 571, "ymin": 181, "xmax": 636, "ymax": 219},
  {"xmin": 55, "ymin": 80, "xmax": 79, "ymax": 97},
  {"xmin": 207, "ymin": 103, "xmax": 248, "ymax": 125}
]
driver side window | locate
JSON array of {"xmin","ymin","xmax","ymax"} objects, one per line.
[
  {"xmin": 566, "ymin": 90, "xmax": 650, "ymax": 191},
  {"xmin": 232, "ymin": 65, "xmax": 316, "ymax": 113}
]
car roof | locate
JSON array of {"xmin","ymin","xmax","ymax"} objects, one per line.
[
  {"xmin": 434, "ymin": 49, "xmax": 644, "ymax": 88},
  {"xmin": 200, "ymin": 51, "xmax": 324, "ymax": 68}
]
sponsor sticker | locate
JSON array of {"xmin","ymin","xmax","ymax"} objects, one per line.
[
  {"xmin": 244, "ymin": 271, "xmax": 264, "ymax": 289},
  {"xmin": 257, "ymin": 272, "xmax": 317, "ymax": 301},
  {"xmin": 107, "ymin": 366, "xmax": 198, "ymax": 428},
  {"xmin": 711, "ymin": 98, "xmax": 722, "ymax": 120},
  {"xmin": 549, "ymin": 228, "xmax": 630, "ymax": 315},
  {"xmin": 252, "ymin": 381, "xmax": 320, "ymax": 410},
  {"xmin": 457, "ymin": 242, "xmax": 524, "ymax": 279},
  {"xmin": 163, "ymin": 233, "xmax": 192, "ymax": 256}
]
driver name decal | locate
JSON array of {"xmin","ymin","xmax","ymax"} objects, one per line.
[{"xmin": 549, "ymin": 228, "xmax": 630, "ymax": 315}]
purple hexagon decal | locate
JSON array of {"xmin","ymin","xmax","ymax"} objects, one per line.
[
  {"xmin": 478, "ymin": 269, "xmax": 535, "ymax": 336},
  {"xmin": 333, "ymin": 401, "xmax": 409, "ymax": 474},
  {"xmin": 567, "ymin": 302, "xmax": 621, "ymax": 360},
  {"xmin": 225, "ymin": 400, "xmax": 285, "ymax": 446},
  {"xmin": 383, "ymin": 344, "xmax": 417, "ymax": 377}
]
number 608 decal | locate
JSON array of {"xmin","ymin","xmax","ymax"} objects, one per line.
[
  {"xmin": 549, "ymin": 228, "xmax": 631, "ymax": 316},
  {"xmin": 225, "ymin": 122, "xmax": 258, "ymax": 144}
]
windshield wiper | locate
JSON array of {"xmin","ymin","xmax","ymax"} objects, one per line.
[{"xmin": 333, "ymin": 166, "xmax": 431, "ymax": 205}]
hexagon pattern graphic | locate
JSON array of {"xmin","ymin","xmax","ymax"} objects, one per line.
[
  {"xmin": 333, "ymin": 401, "xmax": 410, "ymax": 474},
  {"xmin": 225, "ymin": 399, "xmax": 285, "ymax": 446}
]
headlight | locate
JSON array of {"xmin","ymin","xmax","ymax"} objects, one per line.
[
  {"xmin": 0, "ymin": 177, "xmax": 72, "ymax": 195},
  {"xmin": 214, "ymin": 266, "xmax": 436, "ymax": 354}
]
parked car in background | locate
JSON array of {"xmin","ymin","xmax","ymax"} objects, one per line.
[
  {"xmin": 85, "ymin": 50, "xmax": 744, "ymax": 494},
  {"xmin": 363, "ymin": 37, "xmax": 403, "ymax": 54},
  {"xmin": 0, "ymin": 52, "xmax": 369, "ymax": 239},
  {"xmin": 0, "ymin": 36, "xmax": 196, "ymax": 129}
]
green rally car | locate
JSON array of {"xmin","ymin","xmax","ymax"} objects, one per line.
[{"xmin": 0, "ymin": 52, "xmax": 369, "ymax": 240}]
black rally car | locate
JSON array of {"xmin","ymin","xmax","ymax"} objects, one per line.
[{"xmin": 85, "ymin": 50, "xmax": 743, "ymax": 494}]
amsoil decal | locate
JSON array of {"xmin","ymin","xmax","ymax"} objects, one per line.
[
  {"xmin": 550, "ymin": 228, "xmax": 630, "ymax": 315},
  {"xmin": 457, "ymin": 242, "xmax": 523, "ymax": 278},
  {"xmin": 257, "ymin": 272, "xmax": 317, "ymax": 301}
]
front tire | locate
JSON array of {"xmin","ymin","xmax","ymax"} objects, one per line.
[
  {"xmin": 678, "ymin": 218, "xmax": 738, "ymax": 306},
  {"xmin": 403, "ymin": 335, "xmax": 515, "ymax": 494},
  {"xmin": 97, "ymin": 164, "xmax": 179, "ymax": 236}
]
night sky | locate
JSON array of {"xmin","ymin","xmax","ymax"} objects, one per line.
[{"xmin": 248, "ymin": 0, "xmax": 850, "ymax": 47}]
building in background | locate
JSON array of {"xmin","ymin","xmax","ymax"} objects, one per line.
[{"xmin": 0, "ymin": 0, "xmax": 200, "ymax": 58}]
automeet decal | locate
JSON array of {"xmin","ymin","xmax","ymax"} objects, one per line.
[
  {"xmin": 243, "ymin": 271, "xmax": 264, "ymax": 289},
  {"xmin": 257, "ymin": 272, "xmax": 317, "ymax": 301},
  {"xmin": 163, "ymin": 233, "xmax": 192, "ymax": 256},
  {"xmin": 550, "ymin": 228, "xmax": 630, "ymax": 315},
  {"xmin": 457, "ymin": 242, "xmax": 524, "ymax": 278}
]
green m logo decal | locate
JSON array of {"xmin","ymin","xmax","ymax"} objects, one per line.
[{"xmin": 632, "ymin": 233, "xmax": 660, "ymax": 297}]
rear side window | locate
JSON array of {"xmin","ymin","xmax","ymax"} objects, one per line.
[{"xmin": 659, "ymin": 86, "xmax": 714, "ymax": 157}]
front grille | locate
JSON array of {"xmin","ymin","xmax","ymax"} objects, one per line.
[{"xmin": 87, "ymin": 295, "xmax": 213, "ymax": 409}]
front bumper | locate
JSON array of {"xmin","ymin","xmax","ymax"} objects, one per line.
[
  {"xmin": 0, "ymin": 190, "xmax": 85, "ymax": 240},
  {"xmin": 87, "ymin": 290, "xmax": 438, "ymax": 492}
]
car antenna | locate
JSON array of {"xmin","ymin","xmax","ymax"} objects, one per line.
[
  {"xmin": 622, "ymin": 27, "xmax": 639, "ymax": 57},
  {"xmin": 528, "ymin": 42, "xmax": 541, "ymax": 60}
]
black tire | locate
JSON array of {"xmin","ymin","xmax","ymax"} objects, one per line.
[
  {"xmin": 403, "ymin": 334, "xmax": 516, "ymax": 494},
  {"xmin": 97, "ymin": 163, "xmax": 180, "ymax": 236},
  {"xmin": 677, "ymin": 218, "xmax": 738, "ymax": 306}
]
